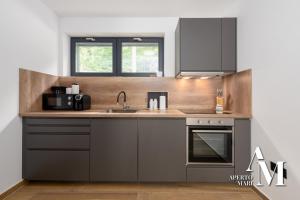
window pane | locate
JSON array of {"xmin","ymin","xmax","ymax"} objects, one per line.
[
  {"xmin": 122, "ymin": 43, "xmax": 159, "ymax": 73},
  {"xmin": 76, "ymin": 43, "xmax": 113, "ymax": 73}
]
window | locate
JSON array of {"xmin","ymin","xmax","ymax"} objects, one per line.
[
  {"xmin": 71, "ymin": 37, "xmax": 164, "ymax": 76},
  {"xmin": 76, "ymin": 42, "xmax": 114, "ymax": 73}
]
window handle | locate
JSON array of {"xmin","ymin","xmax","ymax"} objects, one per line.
[
  {"xmin": 133, "ymin": 37, "xmax": 142, "ymax": 42},
  {"xmin": 86, "ymin": 37, "xmax": 95, "ymax": 41}
]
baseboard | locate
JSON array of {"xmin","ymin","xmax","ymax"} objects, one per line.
[
  {"xmin": 252, "ymin": 186, "xmax": 269, "ymax": 200},
  {"xmin": 0, "ymin": 180, "xmax": 26, "ymax": 200}
]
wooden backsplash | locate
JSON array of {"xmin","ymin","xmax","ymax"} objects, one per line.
[
  {"xmin": 19, "ymin": 68, "xmax": 252, "ymax": 115},
  {"xmin": 59, "ymin": 77, "xmax": 222, "ymax": 110},
  {"xmin": 19, "ymin": 68, "xmax": 58, "ymax": 113},
  {"xmin": 223, "ymin": 70, "xmax": 252, "ymax": 115}
]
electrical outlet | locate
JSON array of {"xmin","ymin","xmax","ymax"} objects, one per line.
[{"xmin": 270, "ymin": 161, "xmax": 287, "ymax": 179}]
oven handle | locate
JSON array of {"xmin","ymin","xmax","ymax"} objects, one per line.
[{"xmin": 192, "ymin": 130, "xmax": 233, "ymax": 133}]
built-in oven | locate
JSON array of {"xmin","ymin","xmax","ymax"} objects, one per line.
[{"xmin": 186, "ymin": 118, "xmax": 234, "ymax": 166}]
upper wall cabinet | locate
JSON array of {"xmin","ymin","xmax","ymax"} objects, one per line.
[
  {"xmin": 175, "ymin": 18, "xmax": 237, "ymax": 76},
  {"xmin": 221, "ymin": 18, "xmax": 237, "ymax": 72}
]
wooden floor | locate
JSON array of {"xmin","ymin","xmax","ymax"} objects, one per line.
[{"xmin": 4, "ymin": 182, "xmax": 264, "ymax": 200}]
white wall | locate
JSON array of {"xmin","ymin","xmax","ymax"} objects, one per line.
[
  {"xmin": 59, "ymin": 17, "xmax": 179, "ymax": 76},
  {"xmin": 0, "ymin": 0, "xmax": 59, "ymax": 194},
  {"xmin": 236, "ymin": 0, "xmax": 300, "ymax": 199}
]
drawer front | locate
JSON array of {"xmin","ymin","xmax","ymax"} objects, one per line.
[
  {"xmin": 25, "ymin": 126, "xmax": 90, "ymax": 134},
  {"xmin": 23, "ymin": 118, "xmax": 91, "ymax": 134},
  {"xmin": 24, "ymin": 118, "xmax": 90, "ymax": 126},
  {"xmin": 187, "ymin": 167, "xmax": 234, "ymax": 183},
  {"xmin": 24, "ymin": 150, "xmax": 89, "ymax": 181},
  {"xmin": 26, "ymin": 134, "xmax": 90, "ymax": 150}
]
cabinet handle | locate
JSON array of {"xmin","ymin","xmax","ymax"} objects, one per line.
[{"xmin": 191, "ymin": 130, "xmax": 233, "ymax": 133}]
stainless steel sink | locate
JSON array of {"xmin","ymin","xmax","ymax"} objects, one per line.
[{"xmin": 106, "ymin": 109, "xmax": 137, "ymax": 113}]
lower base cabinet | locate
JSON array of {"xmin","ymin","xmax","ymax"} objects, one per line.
[
  {"xmin": 22, "ymin": 118, "xmax": 251, "ymax": 183},
  {"xmin": 187, "ymin": 167, "xmax": 234, "ymax": 183},
  {"xmin": 138, "ymin": 119, "xmax": 186, "ymax": 182},
  {"xmin": 235, "ymin": 119, "xmax": 251, "ymax": 175},
  {"xmin": 22, "ymin": 118, "xmax": 91, "ymax": 181},
  {"xmin": 90, "ymin": 118, "xmax": 186, "ymax": 182},
  {"xmin": 90, "ymin": 119, "xmax": 138, "ymax": 182}
]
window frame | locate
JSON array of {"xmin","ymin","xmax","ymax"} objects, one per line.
[
  {"xmin": 70, "ymin": 37, "xmax": 118, "ymax": 76},
  {"xmin": 70, "ymin": 37, "xmax": 164, "ymax": 77}
]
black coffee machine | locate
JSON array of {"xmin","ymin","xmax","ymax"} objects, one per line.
[{"xmin": 73, "ymin": 94, "xmax": 91, "ymax": 111}]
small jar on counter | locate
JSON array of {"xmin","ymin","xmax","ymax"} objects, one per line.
[{"xmin": 71, "ymin": 83, "xmax": 80, "ymax": 94}]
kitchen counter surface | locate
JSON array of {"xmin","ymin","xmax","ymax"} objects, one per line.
[{"xmin": 20, "ymin": 109, "xmax": 251, "ymax": 119}]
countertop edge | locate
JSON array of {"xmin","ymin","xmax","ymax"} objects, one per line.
[{"xmin": 19, "ymin": 111, "xmax": 252, "ymax": 119}]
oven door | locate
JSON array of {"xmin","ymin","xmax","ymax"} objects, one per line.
[{"xmin": 187, "ymin": 126, "xmax": 234, "ymax": 166}]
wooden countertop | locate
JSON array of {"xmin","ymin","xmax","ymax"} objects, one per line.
[{"xmin": 20, "ymin": 109, "xmax": 251, "ymax": 119}]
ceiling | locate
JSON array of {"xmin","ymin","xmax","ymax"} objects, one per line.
[{"xmin": 40, "ymin": 0, "xmax": 239, "ymax": 17}]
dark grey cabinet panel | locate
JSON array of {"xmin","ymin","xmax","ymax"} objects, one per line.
[
  {"xmin": 26, "ymin": 134, "xmax": 90, "ymax": 150},
  {"xmin": 25, "ymin": 126, "xmax": 90, "ymax": 134},
  {"xmin": 175, "ymin": 22, "xmax": 181, "ymax": 76},
  {"xmin": 24, "ymin": 118, "xmax": 90, "ymax": 126},
  {"xmin": 187, "ymin": 167, "xmax": 234, "ymax": 182},
  {"xmin": 138, "ymin": 119, "xmax": 186, "ymax": 182},
  {"xmin": 180, "ymin": 18, "xmax": 222, "ymax": 72},
  {"xmin": 234, "ymin": 119, "xmax": 251, "ymax": 175},
  {"xmin": 91, "ymin": 119, "xmax": 138, "ymax": 182},
  {"xmin": 23, "ymin": 118, "xmax": 91, "ymax": 181},
  {"xmin": 175, "ymin": 18, "xmax": 237, "ymax": 75},
  {"xmin": 24, "ymin": 150, "xmax": 89, "ymax": 181},
  {"xmin": 22, "ymin": 117, "xmax": 249, "ymax": 183},
  {"xmin": 23, "ymin": 118, "xmax": 90, "ymax": 134},
  {"xmin": 222, "ymin": 18, "xmax": 237, "ymax": 72}
]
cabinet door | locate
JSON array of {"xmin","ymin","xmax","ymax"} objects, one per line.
[
  {"xmin": 91, "ymin": 119, "xmax": 138, "ymax": 182},
  {"xmin": 180, "ymin": 18, "xmax": 222, "ymax": 72},
  {"xmin": 234, "ymin": 119, "xmax": 251, "ymax": 175},
  {"xmin": 138, "ymin": 119, "xmax": 186, "ymax": 182},
  {"xmin": 222, "ymin": 18, "xmax": 237, "ymax": 72}
]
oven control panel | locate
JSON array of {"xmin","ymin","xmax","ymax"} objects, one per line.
[{"xmin": 186, "ymin": 118, "xmax": 234, "ymax": 126}]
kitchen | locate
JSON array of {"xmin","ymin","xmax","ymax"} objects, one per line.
[{"xmin": 1, "ymin": 0, "xmax": 298, "ymax": 200}]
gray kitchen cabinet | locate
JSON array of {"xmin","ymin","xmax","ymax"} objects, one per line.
[
  {"xmin": 26, "ymin": 134, "xmax": 89, "ymax": 150},
  {"xmin": 22, "ymin": 118, "xmax": 91, "ymax": 181},
  {"xmin": 24, "ymin": 150, "xmax": 89, "ymax": 181},
  {"xmin": 187, "ymin": 167, "xmax": 234, "ymax": 183},
  {"xmin": 90, "ymin": 119, "xmax": 138, "ymax": 182},
  {"xmin": 222, "ymin": 18, "xmax": 237, "ymax": 72},
  {"xmin": 175, "ymin": 18, "xmax": 236, "ymax": 75},
  {"xmin": 138, "ymin": 119, "xmax": 186, "ymax": 182},
  {"xmin": 23, "ymin": 117, "xmax": 249, "ymax": 182},
  {"xmin": 176, "ymin": 18, "xmax": 222, "ymax": 72},
  {"xmin": 234, "ymin": 119, "xmax": 251, "ymax": 175}
]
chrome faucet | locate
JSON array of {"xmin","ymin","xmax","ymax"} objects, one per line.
[{"xmin": 117, "ymin": 91, "xmax": 128, "ymax": 110}]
